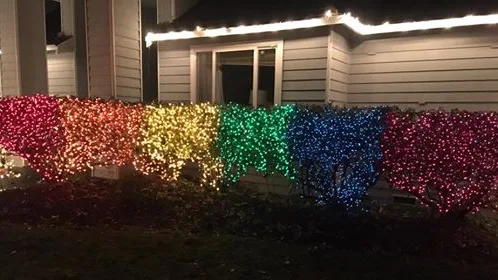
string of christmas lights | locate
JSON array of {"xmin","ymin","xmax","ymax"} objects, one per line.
[
  {"xmin": 49, "ymin": 97, "xmax": 144, "ymax": 181},
  {"xmin": 0, "ymin": 95, "xmax": 64, "ymax": 181},
  {"xmin": 382, "ymin": 109, "xmax": 498, "ymax": 215},
  {"xmin": 217, "ymin": 104, "xmax": 296, "ymax": 185},
  {"xmin": 133, "ymin": 103, "xmax": 222, "ymax": 188},
  {"xmin": 0, "ymin": 95, "xmax": 497, "ymax": 215},
  {"xmin": 287, "ymin": 106, "xmax": 385, "ymax": 208},
  {"xmin": 0, "ymin": 146, "xmax": 21, "ymax": 179}
]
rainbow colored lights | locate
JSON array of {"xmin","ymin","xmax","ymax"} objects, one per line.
[{"xmin": 0, "ymin": 95, "xmax": 497, "ymax": 214}]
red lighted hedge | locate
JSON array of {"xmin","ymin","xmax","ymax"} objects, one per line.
[{"xmin": 382, "ymin": 110, "xmax": 498, "ymax": 215}]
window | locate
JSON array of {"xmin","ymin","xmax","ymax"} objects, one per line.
[{"xmin": 191, "ymin": 41, "xmax": 283, "ymax": 107}]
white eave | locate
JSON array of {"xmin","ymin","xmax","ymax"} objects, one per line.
[{"xmin": 145, "ymin": 11, "xmax": 498, "ymax": 47}]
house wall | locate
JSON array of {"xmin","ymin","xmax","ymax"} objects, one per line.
[
  {"xmin": 47, "ymin": 51, "xmax": 76, "ymax": 96},
  {"xmin": 282, "ymin": 36, "xmax": 328, "ymax": 104},
  {"xmin": 85, "ymin": 0, "xmax": 142, "ymax": 101},
  {"xmin": 329, "ymin": 30, "xmax": 350, "ymax": 106},
  {"xmin": 75, "ymin": 0, "xmax": 88, "ymax": 98},
  {"xmin": 0, "ymin": 38, "xmax": 2, "ymax": 96},
  {"xmin": 17, "ymin": 0, "xmax": 48, "ymax": 95},
  {"xmin": 0, "ymin": 0, "xmax": 48, "ymax": 96},
  {"xmin": 113, "ymin": 0, "xmax": 142, "ymax": 102},
  {"xmin": 158, "ymin": 29, "xmax": 332, "ymax": 105},
  {"xmin": 158, "ymin": 41, "xmax": 191, "ymax": 102},
  {"xmin": 156, "ymin": 27, "xmax": 498, "ymax": 196},
  {"xmin": 0, "ymin": 0, "xmax": 20, "ymax": 96},
  {"xmin": 348, "ymin": 29, "xmax": 498, "ymax": 111},
  {"xmin": 157, "ymin": 34, "xmax": 334, "ymax": 193},
  {"xmin": 85, "ymin": 0, "xmax": 113, "ymax": 99}
]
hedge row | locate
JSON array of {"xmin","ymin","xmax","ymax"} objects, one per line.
[{"xmin": 0, "ymin": 95, "xmax": 497, "ymax": 214}]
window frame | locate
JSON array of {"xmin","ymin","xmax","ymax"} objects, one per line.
[{"xmin": 190, "ymin": 40, "xmax": 283, "ymax": 107}]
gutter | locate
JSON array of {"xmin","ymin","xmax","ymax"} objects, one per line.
[{"xmin": 145, "ymin": 11, "xmax": 498, "ymax": 47}]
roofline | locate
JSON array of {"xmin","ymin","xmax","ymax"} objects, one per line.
[{"xmin": 145, "ymin": 11, "xmax": 498, "ymax": 47}]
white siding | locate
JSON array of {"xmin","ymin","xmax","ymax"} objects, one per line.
[
  {"xmin": 329, "ymin": 31, "xmax": 350, "ymax": 105},
  {"xmin": 86, "ymin": 0, "xmax": 112, "ymax": 98},
  {"xmin": 282, "ymin": 36, "xmax": 328, "ymax": 103},
  {"xmin": 0, "ymin": 37, "xmax": 2, "ymax": 96},
  {"xmin": 47, "ymin": 52, "xmax": 76, "ymax": 96},
  {"xmin": 349, "ymin": 29, "xmax": 498, "ymax": 110},
  {"xmin": 0, "ymin": 0, "xmax": 19, "ymax": 96},
  {"xmin": 113, "ymin": 0, "xmax": 142, "ymax": 102},
  {"xmin": 157, "ymin": 42, "xmax": 191, "ymax": 103},
  {"xmin": 158, "ymin": 33, "xmax": 331, "ymax": 105},
  {"xmin": 85, "ymin": 0, "xmax": 142, "ymax": 101}
]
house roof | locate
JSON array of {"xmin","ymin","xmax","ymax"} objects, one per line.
[{"xmin": 155, "ymin": 0, "xmax": 498, "ymax": 32}]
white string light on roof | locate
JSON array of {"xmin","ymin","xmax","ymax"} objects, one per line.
[
  {"xmin": 145, "ymin": 17, "xmax": 334, "ymax": 46},
  {"xmin": 145, "ymin": 10, "xmax": 498, "ymax": 46},
  {"xmin": 340, "ymin": 13, "xmax": 498, "ymax": 35}
]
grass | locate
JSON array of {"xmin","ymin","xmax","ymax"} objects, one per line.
[
  {"xmin": 1, "ymin": 223, "xmax": 498, "ymax": 280},
  {"xmin": 0, "ymin": 177, "xmax": 498, "ymax": 279}
]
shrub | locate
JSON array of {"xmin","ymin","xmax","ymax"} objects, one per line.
[
  {"xmin": 217, "ymin": 104, "xmax": 296, "ymax": 185},
  {"xmin": 382, "ymin": 110, "xmax": 498, "ymax": 216},
  {"xmin": 50, "ymin": 97, "xmax": 144, "ymax": 181},
  {"xmin": 133, "ymin": 103, "xmax": 222, "ymax": 188},
  {"xmin": 287, "ymin": 106, "xmax": 385, "ymax": 208},
  {"xmin": 0, "ymin": 95, "xmax": 64, "ymax": 181}
]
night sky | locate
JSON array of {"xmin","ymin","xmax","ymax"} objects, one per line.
[
  {"xmin": 164, "ymin": 0, "xmax": 498, "ymax": 30},
  {"xmin": 45, "ymin": 0, "xmax": 498, "ymax": 41}
]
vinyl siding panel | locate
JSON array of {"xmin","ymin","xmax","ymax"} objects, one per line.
[
  {"xmin": 282, "ymin": 36, "xmax": 328, "ymax": 103},
  {"xmin": 47, "ymin": 52, "xmax": 76, "ymax": 96},
  {"xmin": 158, "ymin": 42, "xmax": 190, "ymax": 103},
  {"xmin": 113, "ymin": 0, "xmax": 142, "ymax": 101},
  {"xmin": 349, "ymin": 29, "xmax": 498, "ymax": 110},
  {"xmin": 0, "ymin": 52, "xmax": 3, "ymax": 96},
  {"xmin": 86, "ymin": 0, "xmax": 141, "ymax": 101},
  {"xmin": 86, "ymin": 0, "xmax": 112, "ymax": 98},
  {"xmin": 329, "ymin": 31, "xmax": 350, "ymax": 104},
  {"xmin": 0, "ymin": 0, "xmax": 18, "ymax": 96}
]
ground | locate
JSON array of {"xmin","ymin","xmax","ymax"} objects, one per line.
[
  {"xmin": 0, "ymin": 176, "xmax": 497, "ymax": 279},
  {"xmin": 1, "ymin": 223, "xmax": 498, "ymax": 280}
]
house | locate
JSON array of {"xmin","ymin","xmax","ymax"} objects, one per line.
[
  {"xmin": 0, "ymin": 0, "xmax": 193, "ymax": 178},
  {"xmin": 0, "ymin": 0, "xmax": 196, "ymax": 101},
  {"xmin": 149, "ymin": 0, "xmax": 498, "ymax": 111},
  {"xmin": 146, "ymin": 0, "xmax": 498, "ymax": 197},
  {"xmin": 0, "ymin": 1, "xmax": 497, "ymax": 198},
  {"xmin": 1, "ymin": 1, "xmax": 496, "ymax": 108}
]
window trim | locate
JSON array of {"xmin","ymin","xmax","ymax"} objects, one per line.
[{"xmin": 190, "ymin": 40, "xmax": 283, "ymax": 107}]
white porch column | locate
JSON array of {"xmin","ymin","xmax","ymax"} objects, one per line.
[
  {"xmin": 85, "ymin": 0, "xmax": 142, "ymax": 179},
  {"xmin": 85, "ymin": 0, "xmax": 142, "ymax": 102},
  {"xmin": 60, "ymin": 0, "xmax": 75, "ymax": 36},
  {"xmin": 0, "ymin": 0, "xmax": 48, "ymax": 96}
]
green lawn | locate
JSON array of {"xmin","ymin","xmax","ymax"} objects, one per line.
[{"xmin": 0, "ymin": 223, "xmax": 497, "ymax": 280}]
